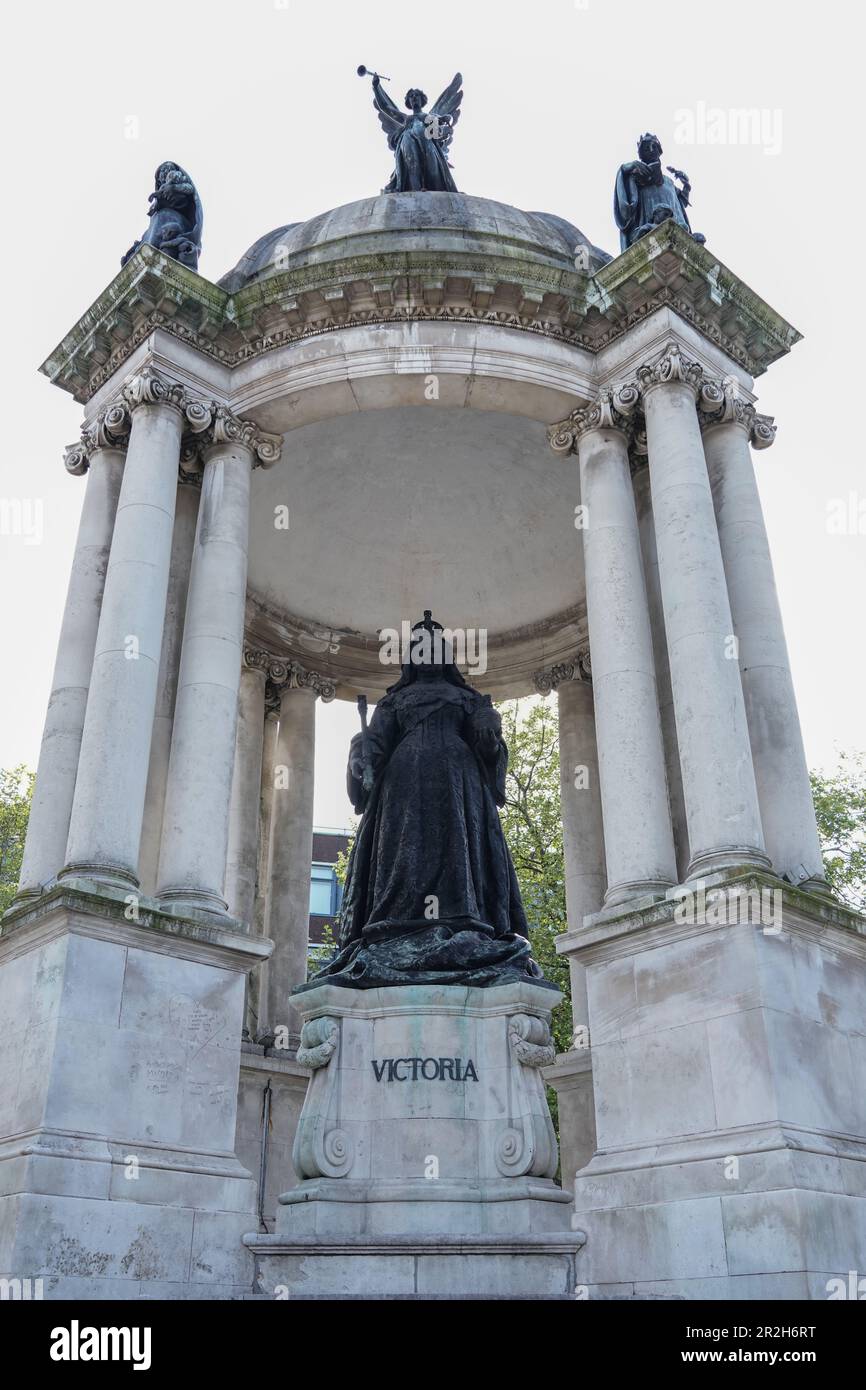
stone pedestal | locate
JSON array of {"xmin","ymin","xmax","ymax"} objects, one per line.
[
  {"xmin": 0, "ymin": 880, "xmax": 270, "ymax": 1300},
  {"xmin": 559, "ymin": 876, "xmax": 866, "ymax": 1300},
  {"xmin": 244, "ymin": 982, "xmax": 584, "ymax": 1298}
]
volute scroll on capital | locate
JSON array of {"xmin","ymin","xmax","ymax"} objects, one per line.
[
  {"xmin": 197, "ymin": 405, "xmax": 283, "ymax": 469},
  {"xmin": 634, "ymin": 340, "xmax": 704, "ymax": 399},
  {"xmin": 533, "ymin": 650, "xmax": 591, "ymax": 695},
  {"xmin": 244, "ymin": 646, "xmax": 337, "ymax": 704},
  {"xmin": 698, "ymin": 378, "xmax": 777, "ymax": 450},
  {"xmin": 64, "ymin": 401, "xmax": 133, "ymax": 475},
  {"xmin": 547, "ymin": 384, "xmax": 640, "ymax": 456}
]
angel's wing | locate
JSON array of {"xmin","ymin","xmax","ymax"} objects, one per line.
[
  {"xmin": 372, "ymin": 82, "xmax": 407, "ymax": 150},
  {"xmin": 429, "ymin": 72, "xmax": 463, "ymax": 148}
]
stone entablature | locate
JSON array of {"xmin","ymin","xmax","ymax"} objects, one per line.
[{"xmin": 41, "ymin": 208, "xmax": 801, "ymax": 406}]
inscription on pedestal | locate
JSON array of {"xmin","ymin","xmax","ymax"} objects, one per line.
[{"xmin": 371, "ymin": 1057, "xmax": 479, "ymax": 1082}]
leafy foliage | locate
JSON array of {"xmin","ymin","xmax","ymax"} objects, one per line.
[
  {"xmin": 497, "ymin": 699, "xmax": 572, "ymax": 1053},
  {"xmin": 0, "ymin": 766, "xmax": 34, "ymax": 914},
  {"xmin": 811, "ymin": 752, "xmax": 866, "ymax": 911}
]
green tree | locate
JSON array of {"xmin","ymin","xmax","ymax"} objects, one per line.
[
  {"xmin": 497, "ymin": 700, "xmax": 571, "ymax": 1053},
  {"xmin": 811, "ymin": 752, "xmax": 866, "ymax": 912},
  {"xmin": 0, "ymin": 766, "xmax": 34, "ymax": 914}
]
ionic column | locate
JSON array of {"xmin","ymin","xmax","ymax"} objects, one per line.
[
  {"xmin": 637, "ymin": 343, "xmax": 768, "ymax": 877},
  {"xmin": 137, "ymin": 473, "xmax": 200, "ymax": 895},
  {"xmin": 701, "ymin": 384, "xmax": 827, "ymax": 890},
  {"xmin": 224, "ymin": 657, "xmax": 268, "ymax": 925},
  {"xmin": 261, "ymin": 667, "xmax": 334, "ymax": 1046},
  {"xmin": 63, "ymin": 370, "xmax": 212, "ymax": 888},
  {"xmin": 15, "ymin": 410, "xmax": 127, "ymax": 899},
  {"xmin": 156, "ymin": 413, "xmax": 281, "ymax": 915},
  {"xmin": 551, "ymin": 390, "xmax": 677, "ymax": 906}
]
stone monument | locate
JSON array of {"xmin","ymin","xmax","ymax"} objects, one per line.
[{"xmin": 1, "ymin": 89, "xmax": 863, "ymax": 1298}]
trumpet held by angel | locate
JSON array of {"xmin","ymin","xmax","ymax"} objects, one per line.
[{"xmin": 360, "ymin": 66, "xmax": 463, "ymax": 193}]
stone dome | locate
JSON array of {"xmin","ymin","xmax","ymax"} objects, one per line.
[{"xmin": 218, "ymin": 192, "xmax": 611, "ymax": 292}]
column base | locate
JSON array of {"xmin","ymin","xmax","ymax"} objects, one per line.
[
  {"xmin": 686, "ymin": 845, "xmax": 773, "ymax": 879},
  {"xmin": 57, "ymin": 860, "xmax": 140, "ymax": 891},
  {"xmin": 603, "ymin": 878, "xmax": 674, "ymax": 910},
  {"xmin": 0, "ymin": 879, "xmax": 271, "ymax": 1300},
  {"xmin": 156, "ymin": 886, "xmax": 230, "ymax": 919}
]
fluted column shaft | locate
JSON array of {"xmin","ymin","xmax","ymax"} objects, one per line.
[
  {"xmin": 63, "ymin": 376, "xmax": 198, "ymax": 886},
  {"xmin": 16, "ymin": 439, "xmax": 125, "ymax": 897},
  {"xmin": 703, "ymin": 406, "xmax": 826, "ymax": 888},
  {"xmin": 263, "ymin": 685, "xmax": 317, "ymax": 1045},
  {"xmin": 156, "ymin": 434, "xmax": 254, "ymax": 913},
  {"xmin": 577, "ymin": 409, "xmax": 677, "ymax": 904},
  {"xmin": 639, "ymin": 348, "xmax": 767, "ymax": 877}
]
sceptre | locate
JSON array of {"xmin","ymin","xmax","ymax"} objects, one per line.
[{"xmin": 357, "ymin": 695, "xmax": 375, "ymax": 795}]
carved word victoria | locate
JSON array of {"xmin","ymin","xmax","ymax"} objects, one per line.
[{"xmin": 372, "ymin": 1057, "xmax": 479, "ymax": 1082}]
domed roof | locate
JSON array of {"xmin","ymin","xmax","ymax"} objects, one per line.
[{"xmin": 218, "ymin": 192, "xmax": 611, "ymax": 292}]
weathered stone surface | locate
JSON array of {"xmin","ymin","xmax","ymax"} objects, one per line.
[
  {"xmin": 0, "ymin": 884, "xmax": 270, "ymax": 1299},
  {"xmin": 562, "ymin": 882, "xmax": 866, "ymax": 1298}
]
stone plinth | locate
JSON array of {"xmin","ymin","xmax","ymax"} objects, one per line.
[
  {"xmin": 244, "ymin": 982, "xmax": 584, "ymax": 1298},
  {"xmin": 559, "ymin": 875, "xmax": 866, "ymax": 1300},
  {"xmin": 0, "ymin": 880, "xmax": 271, "ymax": 1300}
]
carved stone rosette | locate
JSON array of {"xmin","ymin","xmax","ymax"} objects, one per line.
[
  {"xmin": 245, "ymin": 646, "xmax": 337, "ymax": 705},
  {"xmin": 533, "ymin": 649, "xmax": 591, "ymax": 696}
]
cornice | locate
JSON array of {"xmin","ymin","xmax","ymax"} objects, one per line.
[{"xmin": 40, "ymin": 223, "xmax": 802, "ymax": 406}]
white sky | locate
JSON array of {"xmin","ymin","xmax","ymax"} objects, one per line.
[{"xmin": 1, "ymin": 0, "xmax": 863, "ymax": 830}]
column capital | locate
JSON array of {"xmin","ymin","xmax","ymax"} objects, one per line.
[
  {"xmin": 121, "ymin": 367, "xmax": 213, "ymax": 435},
  {"xmin": 533, "ymin": 650, "xmax": 591, "ymax": 695},
  {"xmin": 547, "ymin": 384, "xmax": 640, "ymax": 456},
  {"xmin": 634, "ymin": 341, "xmax": 704, "ymax": 399},
  {"xmin": 191, "ymin": 406, "xmax": 283, "ymax": 470},
  {"xmin": 64, "ymin": 403, "xmax": 131, "ymax": 475},
  {"xmin": 244, "ymin": 646, "xmax": 336, "ymax": 705},
  {"xmin": 698, "ymin": 379, "xmax": 777, "ymax": 449}
]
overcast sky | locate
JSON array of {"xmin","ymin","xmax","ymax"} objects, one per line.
[{"xmin": 1, "ymin": 0, "xmax": 862, "ymax": 829}]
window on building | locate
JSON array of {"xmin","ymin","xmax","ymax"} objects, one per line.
[{"xmin": 310, "ymin": 863, "xmax": 336, "ymax": 916}]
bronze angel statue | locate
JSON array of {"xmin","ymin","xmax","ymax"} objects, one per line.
[{"xmin": 359, "ymin": 67, "xmax": 463, "ymax": 192}]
